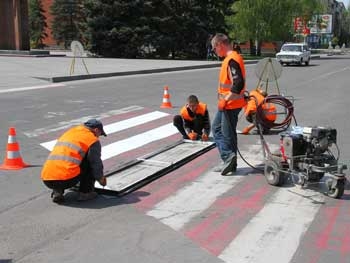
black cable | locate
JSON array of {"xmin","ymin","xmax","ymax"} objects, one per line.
[
  {"xmin": 223, "ymin": 110, "xmax": 264, "ymax": 172},
  {"xmin": 255, "ymin": 95, "xmax": 295, "ymax": 130}
]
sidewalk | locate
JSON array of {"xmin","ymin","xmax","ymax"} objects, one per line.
[
  {"xmin": 0, "ymin": 51, "xmax": 323, "ymax": 89},
  {"xmin": 0, "ymin": 55, "xmax": 225, "ymax": 88}
]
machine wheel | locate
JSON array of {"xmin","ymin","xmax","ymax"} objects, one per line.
[
  {"xmin": 264, "ymin": 159, "xmax": 284, "ymax": 186},
  {"xmin": 326, "ymin": 179, "xmax": 345, "ymax": 199}
]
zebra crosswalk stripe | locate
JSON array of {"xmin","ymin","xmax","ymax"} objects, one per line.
[
  {"xmin": 146, "ymin": 145, "xmax": 267, "ymax": 231},
  {"xmin": 218, "ymin": 187, "xmax": 324, "ymax": 263}
]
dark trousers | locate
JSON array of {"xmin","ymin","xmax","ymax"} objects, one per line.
[
  {"xmin": 173, "ymin": 115, "xmax": 204, "ymax": 139},
  {"xmin": 43, "ymin": 157, "xmax": 95, "ymax": 193}
]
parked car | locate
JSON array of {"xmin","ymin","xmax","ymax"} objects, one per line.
[{"xmin": 276, "ymin": 43, "xmax": 311, "ymax": 66}]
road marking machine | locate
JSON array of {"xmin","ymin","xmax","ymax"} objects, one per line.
[{"xmin": 250, "ymin": 58, "xmax": 347, "ymax": 199}]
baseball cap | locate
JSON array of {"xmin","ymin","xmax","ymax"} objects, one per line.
[{"xmin": 84, "ymin": 119, "xmax": 107, "ymax": 136}]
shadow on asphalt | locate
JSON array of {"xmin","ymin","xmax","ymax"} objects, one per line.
[{"xmin": 58, "ymin": 190, "xmax": 150, "ymax": 209}]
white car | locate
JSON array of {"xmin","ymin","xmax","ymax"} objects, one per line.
[{"xmin": 276, "ymin": 43, "xmax": 311, "ymax": 66}]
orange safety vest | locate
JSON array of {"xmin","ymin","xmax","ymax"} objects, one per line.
[
  {"xmin": 244, "ymin": 90, "xmax": 277, "ymax": 122},
  {"xmin": 218, "ymin": 51, "xmax": 246, "ymax": 109},
  {"xmin": 41, "ymin": 125, "xmax": 98, "ymax": 181},
  {"xmin": 180, "ymin": 102, "xmax": 207, "ymax": 121}
]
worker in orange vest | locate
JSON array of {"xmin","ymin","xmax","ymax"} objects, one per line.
[
  {"xmin": 211, "ymin": 33, "xmax": 247, "ymax": 176},
  {"xmin": 242, "ymin": 88, "xmax": 277, "ymax": 134},
  {"xmin": 173, "ymin": 95, "xmax": 211, "ymax": 141},
  {"xmin": 41, "ymin": 119, "xmax": 107, "ymax": 203}
]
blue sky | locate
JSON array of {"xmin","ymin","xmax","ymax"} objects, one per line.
[{"xmin": 339, "ymin": 0, "xmax": 349, "ymax": 8}]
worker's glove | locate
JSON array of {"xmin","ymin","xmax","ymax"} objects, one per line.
[
  {"xmin": 99, "ymin": 176, "xmax": 107, "ymax": 186},
  {"xmin": 201, "ymin": 133, "xmax": 209, "ymax": 141},
  {"xmin": 218, "ymin": 99, "xmax": 227, "ymax": 111},
  {"xmin": 188, "ymin": 132, "xmax": 198, "ymax": 140}
]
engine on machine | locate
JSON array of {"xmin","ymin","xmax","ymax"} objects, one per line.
[
  {"xmin": 263, "ymin": 126, "xmax": 347, "ymax": 199},
  {"xmin": 280, "ymin": 126, "xmax": 337, "ymax": 166}
]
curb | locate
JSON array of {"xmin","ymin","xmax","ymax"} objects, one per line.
[{"xmin": 49, "ymin": 60, "xmax": 259, "ymax": 83}]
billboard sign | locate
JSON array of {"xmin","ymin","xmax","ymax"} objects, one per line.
[
  {"xmin": 309, "ymin": 14, "xmax": 332, "ymax": 34},
  {"xmin": 294, "ymin": 17, "xmax": 310, "ymax": 36}
]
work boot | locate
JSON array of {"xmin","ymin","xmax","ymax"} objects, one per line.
[
  {"xmin": 77, "ymin": 191, "xmax": 98, "ymax": 201},
  {"xmin": 51, "ymin": 189, "xmax": 65, "ymax": 203},
  {"xmin": 221, "ymin": 154, "xmax": 237, "ymax": 176}
]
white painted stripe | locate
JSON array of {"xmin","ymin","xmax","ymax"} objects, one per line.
[
  {"xmin": 101, "ymin": 123, "xmax": 177, "ymax": 160},
  {"xmin": 147, "ymin": 172, "xmax": 245, "ymax": 231},
  {"xmin": 103, "ymin": 111, "xmax": 169, "ymax": 134},
  {"xmin": 219, "ymin": 187, "xmax": 324, "ymax": 263},
  {"xmin": 40, "ymin": 111, "xmax": 170, "ymax": 151},
  {"xmin": 25, "ymin": 106, "xmax": 144, "ymax": 137},
  {"xmin": 146, "ymin": 145, "xmax": 266, "ymax": 231},
  {"xmin": 0, "ymin": 83, "xmax": 65, "ymax": 94},
  {"xmin": 41, "ymin": 123, "xmax": 178, "ymax": 160}
]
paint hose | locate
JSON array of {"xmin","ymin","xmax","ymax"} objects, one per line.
[{"xmin": 255, "ymin": 95, "xmax": 295, "ymax": 130}]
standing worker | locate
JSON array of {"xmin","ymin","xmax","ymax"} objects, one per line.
[
  {"xmin": 173, "ymin": 95, "xmax": 211, "ymax": 141},
  {"xmin": 41, "ymin": 119, "xmax": 108, "ymax": 203},
  {"xmin": 211, "ymin": 33, "xmax": 247, "ymax": 175}
]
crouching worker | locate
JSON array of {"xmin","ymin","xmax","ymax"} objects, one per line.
[
  {"xmin": 242, "ymin": 88, "xmax": 276, "ymax": 134},
  {"xmin": 173, "ymin": 95, "xmax": 211, "ymax": 141},
  {"xmin": 41, "ymin": 119, "xmax": 108, "ymax": 203}
]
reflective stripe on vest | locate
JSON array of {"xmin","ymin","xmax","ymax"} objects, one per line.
[
  {"xmin": 47, "ymin": 154, "xmax": 82, "ymax": 165},
  {"xmin": 217, "ymin": 51, "xmax": 246, "ymax": 109},
  {"xmin": 180, "ymin": 102, "xmax": 207, "ymax": 121},
  {"xmin": 41, "ymin": 125, "xmax": 98, "ymax": 181},
  {"xmin": 53, "ymin": 141, "xmax": 86, "ymax": 158}
]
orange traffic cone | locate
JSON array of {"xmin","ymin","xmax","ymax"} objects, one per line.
[
  {"xmin": 160, "ymin": 85, "xmax": 173, "ymax": 108},
  {"xmin": 0, "ymin": 127, "xmax": 28, "ymax": 170}
]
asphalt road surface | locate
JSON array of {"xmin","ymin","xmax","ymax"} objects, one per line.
[{"xmin": 1, "ymin": 55, "xmax": 350, "ymax": 263}]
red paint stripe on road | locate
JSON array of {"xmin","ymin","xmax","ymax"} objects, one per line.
[
  {"xmin": 315, "ymin": 205, "xmax": 340, "ymax": 249},
  {"xmin": 133, "ymin": 150, "xmax": 219, "ymax": 211},
  {"xmin": 185, "ymin": 176, "xmax": 270, "ymax": 256},
  {"xmin": 305, "ymin": 200, "xmax": 350, "ymax": 263},
  {"xmin": 340, "ymin": 224, "xmax": 350, "ymax": 255}
]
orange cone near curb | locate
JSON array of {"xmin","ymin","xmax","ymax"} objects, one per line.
[
  {"xmin": 0, "ymin": 127, "xmax": 28, "ymax": 170},
  {"xmin": 160, "ymin": 85, "xmax": 173, "ymax": 108}
]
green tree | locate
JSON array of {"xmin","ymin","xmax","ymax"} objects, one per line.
[
  {"xmin": 83, "ymin": 0, "xmax": 150, "ymax": 58},
  {"xmin": 145, "ymin": 0, "xmax": 234, "ymax": 59},
  {"xmin": 28, "ymin": 0, "xmax": 47, "ymax": 48},
  {"xmin": 51, "ymin": 0, "xmax": 86, "ymax": 48},
  {"xmin": 83, "ymin": 0, "xmax": 235, "ymax": 58},
  {"xmin": 228, "ymin": 0, "xmax": 324, "ymax": 55}
]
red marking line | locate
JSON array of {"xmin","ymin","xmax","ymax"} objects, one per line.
[
  {"xmin": 185, "ymin": 176, "xmax": 270, "ymax": 256},
  {"xmin": 132, "ymin": 150, "xmax": 219, "ymax": 211}
]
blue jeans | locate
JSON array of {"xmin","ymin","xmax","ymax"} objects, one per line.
[{"xmin": 212, "ymin": 108, "xmax": 241, "ymax": 161}]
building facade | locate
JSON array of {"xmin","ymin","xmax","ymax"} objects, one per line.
[{"xmin": 0, "ymin": 0, "xmax": 30, "ymax": 50}]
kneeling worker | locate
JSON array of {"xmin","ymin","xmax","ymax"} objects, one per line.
[
  {"xmin": 173, "ymin": 95, "xmax": 211, "ymax": 141},
  {"xmin": 243, "ymin": 88, "xmax": 276, "ymax": 134},
  {"xmin": 41, "ymin": 119, "xmax": 108, "ymax": 203}
]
